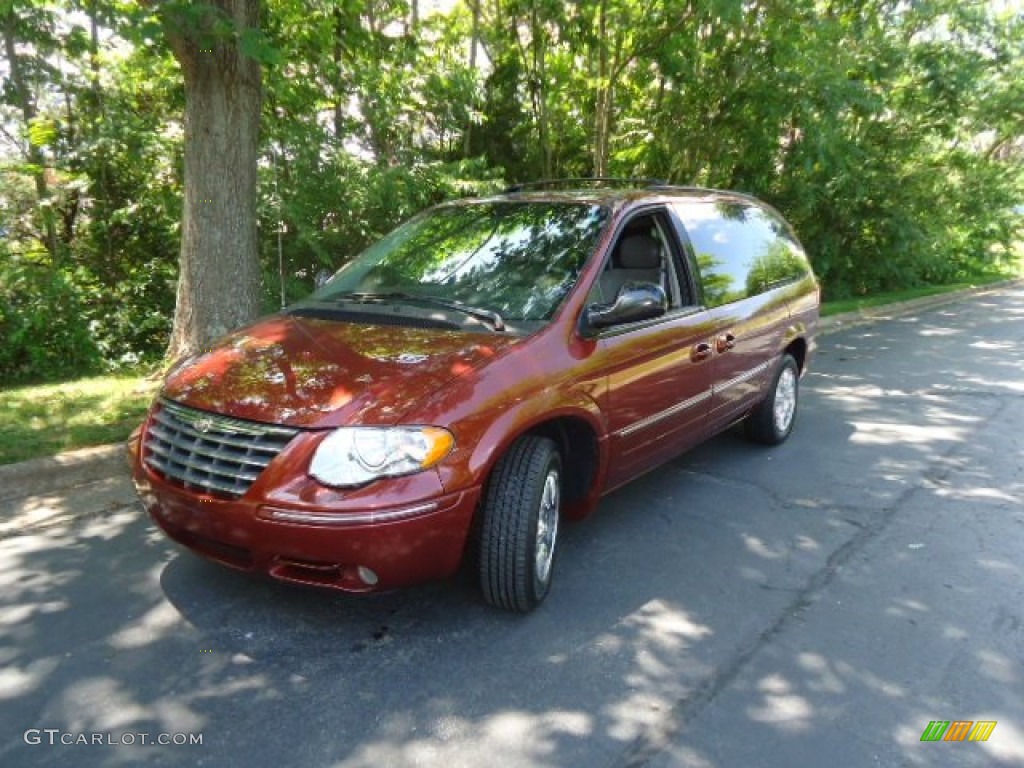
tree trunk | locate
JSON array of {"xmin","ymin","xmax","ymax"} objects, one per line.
[
  {"xmin": 2, "ymin": 10, "xmax": 59, "ymax": 260},
  {"xmin": 84, "ymin": 0, "xmax": 116, "ymax": 263},
  {"xmin": 529, "ymin": 0, "xmax": 552, "ymax": 177},
  {"xmin": 333, "ymin": 8, "xmax": 345, "ymax": 141},
  {"xmin": 592, "ymin": 0, "xmax": 610, "ymax": 177},
  {"xmin": 163, "ymin": 0, "xmax": 263, "ymax": 361},
  {"xmin": 462, "ymin": 0, "xmax": 480, "ymax": 157}
]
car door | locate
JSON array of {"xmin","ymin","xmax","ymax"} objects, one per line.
[
  {"xmin": 594, "ymin": 208, "xmax": 717, "ymax": 492},
  {"xmin": 705, "ymin": 293, "xmax": 789, "ymax": 429},
  {"xmin": 672, "ymin": 199, "xmax": 791, "ymax": 432}
]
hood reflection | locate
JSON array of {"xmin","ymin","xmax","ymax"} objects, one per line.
[{"xmin": 162, "ymin": 315, "xmax": 518, "ymax": 428}]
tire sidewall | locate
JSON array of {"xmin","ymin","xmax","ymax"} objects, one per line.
[{"xmin": 478, "ymin": 435, "xmax": 563, "ymax": 612}]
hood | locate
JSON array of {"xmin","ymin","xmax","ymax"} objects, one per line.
[{"xmin": 161, "ymin": 314, "xmax": 519, "ymax": 428}]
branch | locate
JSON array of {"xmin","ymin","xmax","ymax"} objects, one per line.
[
  {"xmin": 613, "ymin": 9, "xmax": 695, "ymax": 81},
  {"xmin": 0, "ymin": 123, "xmax": 26, "ymax": 157}
]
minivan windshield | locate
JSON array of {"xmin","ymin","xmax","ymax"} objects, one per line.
[{"xmin": 308, "ymin": 201, "xmax": 608, "ymax": 323}]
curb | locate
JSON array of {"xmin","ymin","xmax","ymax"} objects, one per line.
[
  {"xmin": 818, "ymin": 278, "xmax": 1022, "ymax": 335},
  {"xmin": 0, "ymin": 442, "xmax": 129, "ymax": 502},
  {"xmin": 2, "ymin": 278, "xmax": 1021, "ymax": 493}
]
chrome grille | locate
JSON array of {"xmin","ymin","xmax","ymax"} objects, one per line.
[{"xmin": 143, "ymin": 398, "xmax": 299, "ymax": 498}]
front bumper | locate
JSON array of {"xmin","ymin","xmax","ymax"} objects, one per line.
[{"xmin": 129, "ymin": 436, "xmax": 480, "ymax": 593}]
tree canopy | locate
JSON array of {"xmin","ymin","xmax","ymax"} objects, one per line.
[{"xmin": 1, "ymin": 0, "xmax": 1021, "ymax": 383}]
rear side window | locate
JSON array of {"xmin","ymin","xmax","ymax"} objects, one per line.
[{"xmin": 675, "ymin": 200, "xmax": 810, "ymax": 308}]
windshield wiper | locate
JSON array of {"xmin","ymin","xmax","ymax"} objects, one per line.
[{"xmin": 331, "ymin": 292, "xmax": 506, "ymax": 332}]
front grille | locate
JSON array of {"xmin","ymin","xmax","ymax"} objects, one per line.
[{"xmin": 143, "ymin": 398, "xmax": 299, "ymax": 498}]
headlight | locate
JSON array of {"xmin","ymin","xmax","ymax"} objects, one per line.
[{"xmin": 309, "ymin": 426, "xmax": 455, "ymax": 488}]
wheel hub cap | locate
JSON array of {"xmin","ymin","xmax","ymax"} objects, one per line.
[
  {"xmin": 773, "ymin": 367, "xmax": 797, "ymax": 434},
  {"xmin": 534, "ymin": 469, "xmax": 560, "ymax": 584}
]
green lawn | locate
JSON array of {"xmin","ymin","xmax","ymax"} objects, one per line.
[
  {"xmin": 0, "ymin": 375, "xmax": 158, "ymax": 465},
  {"xmin": 820, "ymin": 275, "xmax": 1014, "ymax": 316}
]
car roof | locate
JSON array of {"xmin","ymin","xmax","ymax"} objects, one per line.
[{"xmin": 459, "ymin": 181, "xmax": 768, "ymax": 211}]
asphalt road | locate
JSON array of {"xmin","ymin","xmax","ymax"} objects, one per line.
[{"xmin": 1, "ymin": 286, "xmax": 1022, "ymax": 768}]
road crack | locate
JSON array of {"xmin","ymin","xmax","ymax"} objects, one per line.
[{"xmin": 610, "ymin": 397, "xmax": 1013, "ymax": 768}]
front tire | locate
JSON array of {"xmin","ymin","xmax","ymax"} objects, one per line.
[
  {"xmin": 478, "ymin": 436, "xmax": 561, "ymax": 612},
  {"xmin": 745, "ymin": 354, "xmax": 800, "ymax": 445}
]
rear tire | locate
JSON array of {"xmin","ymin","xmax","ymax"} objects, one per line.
[
  {"xmin": 478, "ymin": 436, "xmax": 561, "ymax": 612},
  {"xmin": 745, "ymin": 354, "xmax": 800, "ymax": 445}
]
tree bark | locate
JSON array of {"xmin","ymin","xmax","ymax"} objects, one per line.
[
  {"xmin": 592, "ymin": 0, "xmax": 610, "ymax": 177},
  {"xmin": 462, "ymin": 0, "xmax": 480, "ymax": 157},
  {"xmin": 529, "ymin": 0, "xmax": 552, "ymax": 177},
  {"xmin": 163, "ymin": 0, "xmax": 263, "ymax": 361},
  {"xmin": 1, "ymin": 10, "xmax": 59, "ymax": 259},
  {"xmin": 333, "ymin": 8, "xmax": 345, "ymax": 141}
]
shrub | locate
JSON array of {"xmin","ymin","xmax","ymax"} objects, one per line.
[{"xmin": 0, "ymin": 259, "xmax": 103, "ymax": 385}]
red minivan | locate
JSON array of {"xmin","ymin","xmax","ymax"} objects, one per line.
[{"xmin": 129, "ymin": 181, "xmax": 819, "ymax": 612}]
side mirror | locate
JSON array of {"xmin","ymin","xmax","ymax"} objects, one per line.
[{"xmin": 584, "ymin": 282, "xmax": 668, "ymax": 332}]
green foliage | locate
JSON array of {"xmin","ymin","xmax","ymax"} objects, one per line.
[
  {"xmin": 258, "ymin": 154, "xmax": 504, "ymax": 309},
  {"xmin": 26, "ymin": 117, "xmax": 58, "ymax": 148},
  {"xmin": 1, "ymin": 0, "xmax": 1022, "ymax": 384},
  {"xmin": 0, "ymin": 258, "xmax": 102, "ymax": 383},
  {"xmin": 0, "ymin": 1, "xmax": 181, "ymax": 385}
]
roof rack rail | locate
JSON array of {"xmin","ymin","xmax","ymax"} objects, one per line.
[
  {"xmin": 645, "ymin": 183, "xmax": 707, "ymax": 193},
  {"xmin": 503, "ymin": 177, "xmax": 668, "ymax": 193}
]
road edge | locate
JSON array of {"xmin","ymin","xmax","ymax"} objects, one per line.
[
  {"xmin": 0, "ymin": 442, "xmax": 128, "ymax": 502},
  {"xmin": 817, "ymin": 277, "xmax": 1021, "ymax": 334}
]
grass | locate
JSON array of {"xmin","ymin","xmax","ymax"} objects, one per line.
[
  {"xmin": 0, "ymin": 374, "xmax": 158, "ymax": 465},
  {"xmin": 821, "ymin": 274, "xmax": 1015, "ymax": 316}
]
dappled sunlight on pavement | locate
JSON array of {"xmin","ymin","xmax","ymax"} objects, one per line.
[{"xmin": 0, "ymin": 472, "xmax": 136, "ymax": 539}]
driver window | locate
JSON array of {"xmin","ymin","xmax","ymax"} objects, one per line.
[{"xmin": 588, "ymin": 212, "xmax": 686, "ymax": 308}]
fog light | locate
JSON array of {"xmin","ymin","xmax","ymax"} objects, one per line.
[{"xmin": 357, "ymin": 566, "xmax": 379, "ymax": 586}]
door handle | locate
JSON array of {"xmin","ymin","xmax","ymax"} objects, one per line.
[
  {"xmin": 692, "ymin": 342, "xmax": 713, "ymax": 362},
  {"xmin": 716, "ymin": 333, "xmax": 736, "ymax": 353}
]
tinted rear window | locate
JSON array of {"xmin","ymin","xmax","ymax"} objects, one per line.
[{"xmin": 675, "ymin": 201, "xmax": 810, "ymax": 308}]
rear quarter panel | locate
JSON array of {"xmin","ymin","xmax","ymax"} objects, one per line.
[{"xmin": 785, "ymin": 274, "xmax": 820, "ymax": 370}]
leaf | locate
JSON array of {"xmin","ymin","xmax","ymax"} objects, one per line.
[
  {"xmin": 27, "ymin": 118, "xmax": 58, "ymax": 148},
  {"xmin": 239, "ymin": 28, "xmax": 281, "ymax": 66}
]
